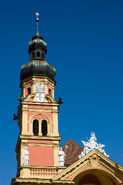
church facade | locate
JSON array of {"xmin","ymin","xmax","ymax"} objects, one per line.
[{"xmin": 11, "ymin": 15, "xmax": 123, "ymax": 185}]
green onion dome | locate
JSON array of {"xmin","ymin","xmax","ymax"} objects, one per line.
[{"xmin": 20, "ymin": 34, "xmax": 56, "ymax": 81}]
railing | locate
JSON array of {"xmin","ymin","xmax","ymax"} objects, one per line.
[
  {"xmin": 19, "ymin": 166, "xmax": 65, "ymax": 179},
  {"xmin": 30, "ymin": 168, "xmax": 58, "ymax": 177}
]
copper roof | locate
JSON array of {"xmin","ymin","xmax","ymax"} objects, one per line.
[{"xmin": 62, "ymin": 138, "xmax": 83, "ymax": 166}]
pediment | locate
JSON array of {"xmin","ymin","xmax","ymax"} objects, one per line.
[{"xmin": 53, "ymin": 149, "xmax": 123, "ymax": 183}]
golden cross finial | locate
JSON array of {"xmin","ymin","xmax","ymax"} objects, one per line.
[{"xmin": 36, "ymin": 12, "xmax": 39, "ymax": 36}]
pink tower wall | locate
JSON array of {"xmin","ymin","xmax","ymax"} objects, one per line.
[{"xmin": 28, "ymin": 145, "xmax": 54, "ymax": 166}]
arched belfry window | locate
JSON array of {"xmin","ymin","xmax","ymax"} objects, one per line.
[
  {"xmin": 48, "ymin": 88, "xmax": 52, "ymax": 96},
  {"xmin": 42, "ymin": 120, "xmax": 47, "ymax": 136},
  {"xmin": 33, "ymin": 120, "xmax": 39, "ymax": 136},
  {"xmin": 27, "ymin": 87, "xmax": 31, "ymax": 95},
  {"xmin": 37, "ymin": 51, "xmax": 40, "ymax": 57}
]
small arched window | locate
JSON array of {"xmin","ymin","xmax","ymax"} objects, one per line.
[
  {"xmin": 33, "ymin": 120, "xmax": 39, "ymax": 136},
  {"xmin": 37, "ymin": 51, "xmax": 40, "ymax": 57},
  {"xmin": 48, "ymin": 88, "xmax": 52, "ymax": 96},
  {"xmin": 42, "ymin": 53, "xmax": 45, "ymax": 59},
  {"xmin": 32, "ymin": 51, "xmax": 35, "ymax": 58},
  {"xmin": 27, "ymin": 87, "xmax": 31, "ymax": 95},
  {"xmin": 42, "ymin": 120, "xmax": 47, "ymax": 136}
]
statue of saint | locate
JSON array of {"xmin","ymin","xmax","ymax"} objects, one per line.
[
  {"xmin": 23, "ymin": 146, "xmax": 29, "ymax": 166},
  {"xmin": 79, "ymin": 132, "xmax": 109, "ymax": 158},
  {"xmin": 59, "ymin": 147, "xmax": 65, "ymax": 167}
]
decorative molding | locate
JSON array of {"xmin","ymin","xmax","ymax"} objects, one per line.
[
  {"xmin": 29, "ymin": 112, "xmax": 50, "ymax": 122},
  {"xmin": 45, "ymin": 94, "xmax": 55, "ymax": 103},
  {"xmin": 23, "ymin": 94, "xmax": 35, "ymax": 102},
  {"xmin": 21, "ymin": 101, "xmax": 59, "ymax": 106},
  {"xmin": 88, "ymin": 153, "xmax": 101, "ymax": 168},
  {"xmin": 21, "ymin": 75, "xmax": 56, "ymax": 85}
]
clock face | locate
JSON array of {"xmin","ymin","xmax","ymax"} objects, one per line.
[
  {"xmin": 35, "ymin": 83, "xmax": 45, "ymax": 92},
  {"xmin": 35, "ymin": 83, "xmax": 45, "ymax": 102}
]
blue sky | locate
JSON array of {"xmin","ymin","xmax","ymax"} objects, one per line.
[{"xmin": 0, "ymin": 0, "xmax": 123, "ymax": 184}]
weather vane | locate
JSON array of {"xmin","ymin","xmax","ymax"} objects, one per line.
[{"xmin": 36, "ymin": 12, "xmax": 39, "ymax": 36}]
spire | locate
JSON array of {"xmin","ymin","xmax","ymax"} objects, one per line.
[{"xmin": 36, "ymin": 12, "xmax": 40, "ymax": 36}]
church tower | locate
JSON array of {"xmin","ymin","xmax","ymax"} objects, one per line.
[
  {"xmin": 11, "ymin": 13, "xmax": 123, "ymax": 185},
  {"xmin": 13, "ymin": 14, "xmax": 63, "ymax": 183}
]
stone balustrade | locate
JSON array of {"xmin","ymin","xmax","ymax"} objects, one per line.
[{"xmin": 19, "ymin": 166, "xmax": 65, "ymax": 179}]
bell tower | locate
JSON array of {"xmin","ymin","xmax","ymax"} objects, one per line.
[{"xmin": 14, "ymin": 13, "xmax": 63, "ymax": 181}]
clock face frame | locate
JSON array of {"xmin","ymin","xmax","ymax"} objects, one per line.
[
  {"xmin": 35, "ymin": 83, "xmax": 45, "ymax": 92},
  {"xmin": 35, "ymin": 83, "xmax": 45, "ymax": 102}
]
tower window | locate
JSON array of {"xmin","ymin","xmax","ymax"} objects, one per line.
[
  {"xmin": 33, "ymin": 120, "xmax": 39, "ymax": 136},
  {"xmin": 32, "ymin": 52, "xmax": 35, "ymax": 58},
  {"xmin": 42, "ymin": 53, "xmax": 45, "ymax": 59},
  {"xmin": 37, "ymin": 51, "xmax": 40, "ymax": 57},
  {"xmin": 27, "ymin": 87, "xmax": 31, "ymax": 95},
  {"xmin": 48, "ymin": 88, "xmax": 52, "ymax": 96},
  {"xmin": 42, "ymin": 120, "xmax": 47, "ymax": 136}
]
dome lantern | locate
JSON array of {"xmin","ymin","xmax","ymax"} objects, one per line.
[
  {"xmin": 20, "ymin": 13, "xmax": 56, "ymax": 82},
  {"xmin": 28, "ymin": 12, "xmax": 47, "ymax": 61}
]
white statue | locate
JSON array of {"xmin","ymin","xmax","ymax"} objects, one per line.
[
  {"xmin": 79, "ymin": 132, "xmax": 109, "ymax": 159},
  {"xmin": 58, "ymin": 147, "xmax": 65, "ymax": 167},
  {"xmin": 23, "ymin": 146, "xmax": 29, "ymax": 166}
]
